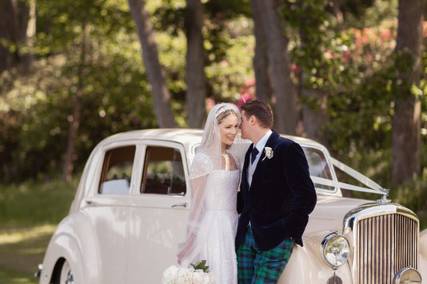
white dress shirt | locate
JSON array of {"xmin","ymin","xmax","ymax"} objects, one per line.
[{"xmin": 247, "ymin": 129, "xmax": 272, "ymax": 187}]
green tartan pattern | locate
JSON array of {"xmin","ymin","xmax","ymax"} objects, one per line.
[{"xmin": 237, "ymin": 227, "xmax": 293, "ymax": 284}]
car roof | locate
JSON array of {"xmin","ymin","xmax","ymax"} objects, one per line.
[{"xmin": 100, "ymin": 128, "xmax": 325, "ymax": 149}]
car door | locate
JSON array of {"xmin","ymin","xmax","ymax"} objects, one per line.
[
  {"xmin": 82, "ymin": 141, "xmax": 138, "ymax": 284},
  {"xmin": 126, "ymin": 140, "xmax": 191, "ymax": 283}
]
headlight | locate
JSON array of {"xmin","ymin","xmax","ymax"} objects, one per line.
[
  {"xmin": 394, "ymin": 267, "xmax": 422, "ymax": 284},
  {"xmin": 321, "ymin": 232, "xmax": 350, "ymax": 269}
]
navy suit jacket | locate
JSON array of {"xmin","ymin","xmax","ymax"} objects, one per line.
[{"xmin": 235, "ymin": 131, "xmax": 317, "ymax": 250}]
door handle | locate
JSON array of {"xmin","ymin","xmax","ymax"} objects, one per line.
[
  {"xmin": 171, "ymin": 202, "xmax": 187, "ymax": 208},
  {"xmin": 85, "ymin": 199, "xmax": 98, "ymax": 206}
]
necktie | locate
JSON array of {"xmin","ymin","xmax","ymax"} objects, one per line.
[{"xmin": 251, "ymin": 147, "xmax": 259, "ymax": 164}]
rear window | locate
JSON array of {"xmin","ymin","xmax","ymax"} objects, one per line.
[{"xmin": 141, "ymin": 146, "xmax": 186, "ymax": 196}]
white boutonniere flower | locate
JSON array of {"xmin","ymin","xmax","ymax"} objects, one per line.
[{"xmin": 262, "ymin": 147, "xmax": 274, "ymax": 161}]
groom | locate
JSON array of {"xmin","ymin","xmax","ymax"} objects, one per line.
[{"xmin": 236, "ymin": 100, "xmax": 317, "ymax": 283}]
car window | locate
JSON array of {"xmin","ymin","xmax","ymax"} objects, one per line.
[
  {"xmin": 98, "ymin": 145, "xmax": 136, "ymax": 195},
  {"xmin": 302, "ymin": 146, "xmax": 335, "ymax": 191},
  {"xmin": 141, "ymin": 146, "xmax": 186, "ymax": 196}
]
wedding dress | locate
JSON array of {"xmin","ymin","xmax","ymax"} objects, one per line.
[
  {"xmin": 192, "ymin": 164, "xmax": 240, "ymax": 284},
  {"xmin": 178, "ymin": 103, "xmax": 248, "ymax": 284}
]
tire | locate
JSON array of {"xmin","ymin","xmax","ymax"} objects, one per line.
[{"xmin": 59, "ymin": 260, "xmax": 75, "ymax": 284}]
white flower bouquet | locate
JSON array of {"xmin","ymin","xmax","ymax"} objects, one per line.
[{"xmin": 162, "ymin": 260, "xmax": 214, "ymax": 284}]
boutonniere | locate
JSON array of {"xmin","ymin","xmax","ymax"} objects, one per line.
[{"xmin": 262, "ymin": 147, "xmax": 274, "ymax": 161}]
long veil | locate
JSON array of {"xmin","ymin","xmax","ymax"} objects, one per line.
[{"xmin": 177, "ymin": 103, "xmax": 249, "ymax": 266}]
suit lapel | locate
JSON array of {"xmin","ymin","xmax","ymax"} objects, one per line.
[{"xmin": 249, "ymin": 131, "xmax": 279, "ymax": 190}]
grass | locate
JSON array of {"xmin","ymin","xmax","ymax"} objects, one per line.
[
  {"xmin": 0, "ymin": 269, "xmax": 36, "ymax": 284},
  {"xmin": 0, "ymin": 178, "xmax": 77, "ymax": 228},
  {"xmin": 0, "ymin": 178, "xmax": 76, "ymax": 283}
]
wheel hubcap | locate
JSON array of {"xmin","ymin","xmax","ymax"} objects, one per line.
[
  {"xmin": 60, "ymin": 261, "xmax": 75, "ymax": 284},
  {"xmin": 65, "ymin": 270, "xmax": 74, "ymax": 284}
]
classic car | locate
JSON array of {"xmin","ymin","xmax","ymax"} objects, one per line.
[{"xmin": 37, "ymin": 128, "xmax": 427, "ymax": 284}]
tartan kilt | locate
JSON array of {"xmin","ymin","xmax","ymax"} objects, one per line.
[{"xmin": 237, "ymin": 227, "xmax": 293, "ymax": 284}]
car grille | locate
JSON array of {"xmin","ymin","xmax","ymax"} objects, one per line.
[{"xmin": 355, "ymin": 213, "xmax": 418, "ymax": 284}]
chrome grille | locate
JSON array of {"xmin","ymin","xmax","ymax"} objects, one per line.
[{"xmin": 356, "ymin": 213, "xmax": 418, "ymax": 284}]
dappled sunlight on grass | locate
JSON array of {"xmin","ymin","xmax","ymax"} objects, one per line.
[
  {"xmin": 0, "ymin": 225, "xmax": 53, "ymax": 280},
  {"xmin": 0, "ymin": 224, "xmax": 56, "ymax": 245},
  {"xmin": 0, "ymin": 178, "xmax": 76, "ymax": 227},
  {"xmin": 0, "ymin": 269, "xmax": 36, "ymax": 284},
  {"xmin": 0, "ymin": 178, "xmax": 74, "ymax": 282},
  {"xmin": 17, "ymin": 247, "xmax": 46, "ymax": 255}
]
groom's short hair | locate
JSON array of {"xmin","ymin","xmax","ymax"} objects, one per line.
[{"xmin": 241, "ymin": 100, "xmax": 273, "ymax": 128}]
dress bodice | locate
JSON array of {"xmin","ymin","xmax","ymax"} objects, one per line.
[{"xmin": 204, "ymin": 169, "xmax": 240, "ymax": 211}]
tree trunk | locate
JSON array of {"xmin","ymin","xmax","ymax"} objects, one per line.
[
  {"xmin": 184, "ymin": 0, "xmax": 207, "ymax": 128},
  {"xmin": 297, "ymin": 17, "xmax": 327, "ymax": 143},
  {"xmin": 392, "ymin": 0, "xmax": 423, "ymax": 186},
  {"xmin": 19, "ymin": 0, "xmax": 35, "ymax": 73},
  {"xmin": 0, "ymin": 0, "xmax": 34, "ymax": 73},
  {"xmin": 128, "ymin": 0, "xmax": 176, "ymax": 128},
  {"xmin": 0, "ymin": 0, "xmax": 19, "ymax": 71},
  {"xmin": 63, "ymin": 21, "xmax": 87, "ymax": 182},
  {"xmin": 301, "ymin": 89, "xmax": 328, "ymax": 144},
  {"xmin": 256, "ymin": 0, "xmax": 298, "ymax": 135},
  {"xmin": 250, "ymin": 0, "xmax": 271, "ymax": 104}
]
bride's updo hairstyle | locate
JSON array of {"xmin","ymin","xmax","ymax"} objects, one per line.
[{"xmin": 216, "ymin": 108, "xmax": 241, "ymax": 125}]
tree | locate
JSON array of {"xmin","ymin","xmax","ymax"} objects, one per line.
[
  {"xmin": 252, "ymin": 0, "xmax": 298, "ymax": 134},
  {"xmin": 250, "ymin": 0, "xmax": 271, "ymax": 104},
  {"xmin": 0, "ymin": 0, "xmax": 35, "ymax": 73},
  {"xmin": 392, "ymin": 0, "xmax": 424, "ymax": 185},
  {"xmin": 63, "ymin": 21, "xmax": 88, "ymax": 182},
  {"xmin": 128, "ymin": 0, "xmax": 177, "ymax": 128},
  {"xmin": 184, "ymin": 0, "xmax": 207, "ymax": 128}
]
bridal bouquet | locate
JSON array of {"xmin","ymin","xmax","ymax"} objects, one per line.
[{"xmin": 162, "ymin": 260, "xmax": 214, "ymax": 284}]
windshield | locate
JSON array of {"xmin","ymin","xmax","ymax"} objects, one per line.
[
  {"xmin": 302, "ymin": 146, "xmax": 335, "ymax": 191},
  {"xmin": 302, "ymin": 146, "xmax": 332, "ymax": 179}
]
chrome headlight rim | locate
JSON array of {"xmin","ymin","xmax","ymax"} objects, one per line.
[
  {"xmin": 321, "ymin": 232, "xmax": 351, "ymax": 270},
  {"xmin": 393, "ymin": 267, "xmax": 422, "ymax": 284}
]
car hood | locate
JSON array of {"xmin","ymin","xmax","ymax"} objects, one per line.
[{"xmin": 305, "ymin": 194, "xmax": 369, "ymax": 235}]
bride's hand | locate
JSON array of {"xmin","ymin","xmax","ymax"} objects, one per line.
[
  {"xmin": 176, "ymin": 233, "xmax": 196, "ymax": 264},
  {"xmin": 176, "ymin": 249, "xmax": 186, "ymax": 265}
]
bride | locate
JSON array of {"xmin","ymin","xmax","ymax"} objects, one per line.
[{"xmin": 177, "ymin": 103, "xmax": 246, "ymax": 284}]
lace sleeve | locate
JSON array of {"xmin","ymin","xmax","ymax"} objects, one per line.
[
  {"xmin": 177, "ymin": 152, "xmax": 212, "ymax": 265},
  {"xmin": 188, "ymin": 152, "xmax": 213, "ymax": 179}
]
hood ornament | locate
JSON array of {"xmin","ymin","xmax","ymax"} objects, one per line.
[{"xmin": 376, "ymin": 188, "xmax": 391, "ymax": 205}]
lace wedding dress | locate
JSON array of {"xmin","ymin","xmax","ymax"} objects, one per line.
[{"xmin": 194, "ymin": 169, "xmax": 240, "ymax": 284}]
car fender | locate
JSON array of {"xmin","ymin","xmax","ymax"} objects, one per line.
[
  {"xmin": 40, "ymin": 212, "xmax": 101, "ymax": 284},
  {"xmin": 419, "ymin": 229, "xmax": 427, "ymax": 281},
  {"xmin": 278, "ymin": 231, "xmax": 352, "ymax": 284}
]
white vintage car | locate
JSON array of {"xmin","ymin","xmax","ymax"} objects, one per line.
[{"xmin": 37, "ymin": 129, "xmax": 427, "ymax": 284}]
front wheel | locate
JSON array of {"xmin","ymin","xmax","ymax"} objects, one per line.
[{"xmin": 59, "ymin": 260, "xmax": 75, "ymax": 284}]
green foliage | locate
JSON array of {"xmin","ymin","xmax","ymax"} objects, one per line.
[
  {"xmin": 0, "ymin": 0, "xmax": 159, "ymax": 181},
  {"xmin": 392, "ymin": 169, "xmax": 427, "ymax": 229},
  {"xmin": 191, "ymin": 260, "xmax": 209, "ymax": 273},
  {"xmin": 0, "ymin": 177, "xmax": 77, "ymax": 227}
]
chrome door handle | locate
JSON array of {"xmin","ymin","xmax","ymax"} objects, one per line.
[
  {"xmin": 171, "ymin": 202, "xmax": 187, "ymax": 208},
  {"xmin": 85, "ymin": 199, "xmax": 98, "ymax": 206}
]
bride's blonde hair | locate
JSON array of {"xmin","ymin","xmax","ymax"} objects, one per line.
[{"xmin": 216, "ymin": 109, "xmax": 241, "ymax": 125}]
